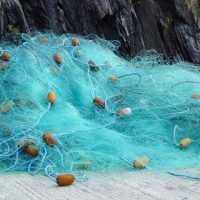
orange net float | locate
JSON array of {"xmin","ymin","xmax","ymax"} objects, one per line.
[
  {"xmin": 88, "ymin": 60, "xmax": 99, "ymax": 72},
  {"xmin": 93, "ymin": 97, "xmax": 105, "ymax": 109},
  {"xmin": 53, "ymin": 53, "xmax": 62, "ymax": 64},
  {"xmin": 71, "ymin": 37, "xmax": 80, "ymax": 46},
  {"xmin": 133, "ymin": 156, "xmax": 150, "ymax": 169},
  {"xmin": 38, "ymin": 37, "xmax": 49, "ymax": 43},
  {"xmin": 24, "ymin": 145, "xmax": 38, "ymax": 157},
  {"xmin": 108, "ymin": 75, "xmax": 118, "ymax": 84},
  {"xmin": 42, "ymin": 133, "xmax": 57, "ymax": 146},
  {"xmin": 116, "ymin": 107, "xmax": 132, "ymax": 117},
  {"xmin": 48, "ymin": 91, "xmax": 56, "ymax": 103},
  {"xmin": 1, "ymin": 52, "xmax": 11, "ymax": 61},
  {"xmin": 191, "ymin": 94, "xmax": 200, "ymax": 100},
  {"xmin": 179, "ymin": 138, "xmax": 192, "ymax": 148},
  {"xmin": 56, "ymin": 174, "xmax": 75, "ymax": 186}
]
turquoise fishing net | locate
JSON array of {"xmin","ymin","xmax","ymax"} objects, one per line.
[{"xmin": 0, "ymin": 32, "xmax": 200, "ymax": 179}]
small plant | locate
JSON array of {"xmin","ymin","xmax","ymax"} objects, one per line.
[
  {"xmin": 6, "ymin": 24, "xmax": 20, "ymax": 33},
  {"xmin": 185, "ymin": 0, "xmax": 200, "ymax": 21},
  {"xmin": 0, "ymin": 0, "xmax": 5, "ymax": 6},
  {"xmin": 132, "ymin": 0, "xmax": 141, "ymax": 6},
  {"xmin": 163, "ymin": 17, "xmax": 171, "ymax": 31}
]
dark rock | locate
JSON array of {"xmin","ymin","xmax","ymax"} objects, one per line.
[{"xmin": 0, "ymin": 0, "xmax": 200, "ymax": 63}]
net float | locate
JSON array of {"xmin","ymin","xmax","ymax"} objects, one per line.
[
  {"xmin": 180, "ymin": 138, "xmax": 192, "ymax": 148},
  {"xmin": 0, "ymin": 100, "xmax": 14, "ymax": 114},
  {"xmin": 71, "ymin": 38, "xmax": 80, "ymax": 46},
  {"xmin": 191, "ymin": 94, "xmax": 200, "ymax": 100},
  {"xmin": 93, "ymin": 97, "xmax": 105, "ymax": 109},
  {"xmin": 108, "ymin": 75, "xmax": 118, "ymax": 84},
  {"xmin": 88, "ymin": 60, "xmax": 99, "ymax": 72},
  {"xmin": 56, "ymin": 174, "xmax": 75, "ymax": 186},
  {"xmin": 133, "ymin": 156, "xmax": 149, "ymax": 169},
  {"xmin": 24, "ymin": 145, "xmax": 38, "ymax": 157},
  {"xmin": 116, "ymin": 107, "xmax": 132, "ymax": 117},
  {"xmin": 53, "ymin": 53, "xmax": 62, "ymax": 64},
  {"xmin": 1, "ymin": 52, "xmax": 11, "ymax": 61},
  {"xmin": 38, "ymin": 37, "xmax": 49, "ymax": 43},
  {"xmin": 48, "ymin": 91, "xmax": 56, "ymax": 103},
  {"xmin": 42, "ymin": 133, "xmax": 57, "ymax": 146}
]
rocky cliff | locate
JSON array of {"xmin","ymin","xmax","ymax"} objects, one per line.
[{"xmin": 1, "ymin": 0, "xmax": 200, "ymax": 63}]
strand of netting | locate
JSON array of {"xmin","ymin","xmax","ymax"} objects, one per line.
[{"xmin": 0, "ymin": 31, "xmax": 200, "ymax": 180}]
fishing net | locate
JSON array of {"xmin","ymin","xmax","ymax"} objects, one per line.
[{"xmin": 0, "ymin": 31, "xmax": 199, "ymax": 180}]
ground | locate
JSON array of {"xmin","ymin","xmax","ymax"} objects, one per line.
[{"xmin": 0, "ymin": 171, "xmax": 199, "ymax": 200}]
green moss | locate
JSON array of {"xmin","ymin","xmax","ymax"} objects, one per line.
[
  {"xmin": 0, "ymin": 0, "xmax": 5, "ymax": 5},
  {"xmin": 132, "ymin": 0, "xmax": 141, "ymax": 6},
  {"xmin": 6, "ymin": 24, "xmax": 20, "ymax": 33},
  {"xmin": 185, "ymin": 0, "xmax": 200, "ymax": 21},
  {"xmin": 163, "ymin": 17, "xmax": 171, "ymax": 31}
]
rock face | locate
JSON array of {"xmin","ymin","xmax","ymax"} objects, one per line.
[{"xmin": 1, "ymin": 0, "xmax": 200, "ymax": 63}]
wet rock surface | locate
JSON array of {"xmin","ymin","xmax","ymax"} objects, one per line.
[{"xmin": 1, "ymin": 0, "xmax": 200, "ymax": 63}]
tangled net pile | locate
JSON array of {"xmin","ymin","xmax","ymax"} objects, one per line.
[{"xmin": 0, "ymin": 31, "xmax": 200, "ymax": 181}]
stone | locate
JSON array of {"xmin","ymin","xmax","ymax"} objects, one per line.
[{"xmin": 1, "ymin": 0, "xmax": 200, "ymax": 63}]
